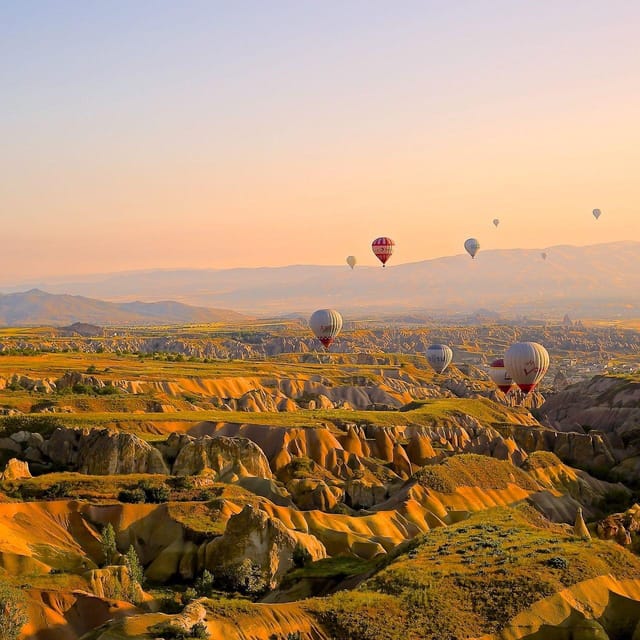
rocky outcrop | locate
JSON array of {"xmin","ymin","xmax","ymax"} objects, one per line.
[
  {"xmin": 497, "ymin": 423, "xmax": 616, "ymax": 473},
  {"xmin": 171, "ymin": 434, "xmax": 273, "ymax": 480},
  {"xmin": 595, "ymin": 504, "xmax": 640, "ymax": 546},
  {"xmin": 84, "ymin": 565, "xmax": 146, "ymax": 603},
  {"xmin": 0, "ymin": 458, "xmax": 31, "ymax": 480},
  {"xmin": 45, "ymin": 428, "xmax": 169, "ymax": 475},
  {"xmin": 204, "ymin": 505, "xmax": 326, "ymax": 589}
]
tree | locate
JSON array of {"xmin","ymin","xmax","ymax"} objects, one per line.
[
  {"xmin": 100, "ymin": 523, "xmax": 117, "ymax": 566},
  {"xmin": 124, "ymin": 545, "xmax": 144, "ymax": 603},
  {"xmin": 0, "ymin": 581, "xmax": 27, "ymax": 640}
]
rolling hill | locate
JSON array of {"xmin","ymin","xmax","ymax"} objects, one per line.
[{"xmin": 0, "ymin": 290, "xmax": 249, "ymax": 326}]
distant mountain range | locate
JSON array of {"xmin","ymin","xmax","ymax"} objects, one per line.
[
  {"xmin": 0, "ymin": 290, "xmax": 248, "ymax": 326},
  {"xmin": 2, "ymin": 241, "xmax": 639, "ymax": 320}
]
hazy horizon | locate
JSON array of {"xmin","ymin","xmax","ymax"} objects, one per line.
[{"xmin": 2, "ymin": 1, "xmax": 639, "ymax": 280}]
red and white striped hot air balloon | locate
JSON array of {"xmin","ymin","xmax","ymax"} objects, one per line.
[
  {"xmin": 309, "ymin": 309, "xmax": 343, "ymax": 351},
  {"xmin": 488, "ymin": 358, "xmax": 514, "ymax": 394},
  {"xmin": 504, "ymin": 342, "xmax": 550, "ymax": 394},
  {"xmin": 372, "ymin": 237, "xmax": 395, "ymax": 267}
]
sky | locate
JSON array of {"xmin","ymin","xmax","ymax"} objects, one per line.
[{"xmin": 1, "ymin": 0, "xmax": 639, "ymax": 280}]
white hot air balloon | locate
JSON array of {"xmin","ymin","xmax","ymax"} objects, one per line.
[
  {"xmin": 493, "ymin": 218, "xmax": 500, "ymax": 228},
  {"xmin": 504, "ymin": 342, "xmax": 550, "ymax": 394},
  {"xmin": 346, "ymin": 256, "xmax": 357, "ymax": 269},
  {"xmin": 488, "ymin": 358, "xmax": 514, "ymax": 394},
  {"xmin": 464, "ymin": 238, "xmax": 480, "ymax": 259},
  {"xmin": 593, "ymin": 208, "xmax": 602, "ymax": 220},
  {"xmin": 426, "ymin": 344, "xmax": 453, "ymax": 374},
  {"xmin": 309, "ymin": 309, "xmax": 343, "ymax": 351}
]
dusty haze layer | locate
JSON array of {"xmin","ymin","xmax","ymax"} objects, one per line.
[{"xmin": 3, "ymin": 242, "xmax": 638, "ymax": 318}]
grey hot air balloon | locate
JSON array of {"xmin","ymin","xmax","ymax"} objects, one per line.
[
  {"xmin": 593, "ymin": 208, "xmax": 602, "ymax": 220},
  {"xmin": 426, "ymin": 344, "xmax": 453, "ymax": 374},
  {"xmin": 493, "ymin": 218, "xmax": 500, "ymax": 228},
  {"xmin": 541, "ymin": 252, "xmax": 547, "ymax": 260},
  {"xmin": 346, "ymin": 256, "xmax": 357, "ymax": 269},
  {"xmin": 309, "ymin": 309, "xmax": 343, "ymax": 351},
  {"xmin": 464, "ymin": 238, "xmax": 480, "ymax": 259},
  {"xmin": 504, "ymin": 342, "xmax": 549, "ymax": 394}
]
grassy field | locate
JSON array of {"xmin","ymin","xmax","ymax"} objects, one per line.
[{"xmin": 306, "ymin": 505, "xmax": 640, "ymax": 640}]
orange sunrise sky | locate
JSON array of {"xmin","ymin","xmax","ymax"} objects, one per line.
[{"xmin": 1, "ymin": 1, "xmax": 639, "ymax": 281}]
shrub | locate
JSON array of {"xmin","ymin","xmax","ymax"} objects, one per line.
[
  {"xmin": 171, "ymin": 476, "xmax": 195, "ymax": 491},
  {"xmin": 546, "ymin": 556, "xmax": 569, "ymax": 570},
  {"xmin": 138, "ymin": 480, "xmax": 170, "ymax": 503},
  {"xmin": 218, "ymin": 559, "xmax": 267, "ymax": 596},
  {"xmin": 293, "ymin": 543, "xmax": 312, "ymax": 568},
  {"xmin": 143, "ymin": 484, "xmax": 170, "ymax": 503},
  {"xmin": 72, "ymin": 382, "xmax": 93, "ymax": 395},
  {"xmin": 118, "ymin": 488, "xmax": 146, "ymax": 504},
  {"xmin": 44, "ymin": 481, "xmax": 74, "ymax": 499},
  {"xmin": 95, "ymin": 384, "xmax": 119, "ymax": 395},
  {"xmin": 181, "ymin": 587, "xmax": 198, "ymax": 604},
  {"xmin": 194, "ymin": 569, "xmax": 215, "ymax": 597},
  {"xmin": 191, "ymin": 622, "xmax": 209, "ymax": 639}
]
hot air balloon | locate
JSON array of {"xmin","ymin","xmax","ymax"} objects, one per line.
[
  {"xmin": 426, "ymin": 344, "xmax": 453, "ymax": 374},
  {"xmin": 541, "ymin": 252, "xmax": 547, "ymax": 260},
  {"xmin": 309, "ymin": 309, "xmax": 343, "ymax": 350},
  {"xmin": 346, "ymin": 256, "xmax": 357, "ymax": 270},
  {"xmin": 593, "ymin": 208, "xmax": 602, "ymax": 220},
  {"xmin": 504, "ymin": 342, "xmax": 549, "ymax": 394},
  {"xmin": 493, "ymin": 218, "xmax": 500, "ymax": 228},
  {"xmin": 488, "ymin": 358, "xmax": 514, "ymax": 394},
  {"xmin": 464, "ymin": 238, "xmax": 480, "ymax": 259},
  {"xmin": 372, "ymin": 237, "xmax": 395, "ymax": 267}
]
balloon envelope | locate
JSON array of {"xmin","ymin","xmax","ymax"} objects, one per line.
[
  {"xmin": 309, "ymin": 309, "xmax": 343, "ymax": 350},
  {"xmin": 346, "ymin": 256, "xmax": 357, "ymax": 269},
  {"xmin": 504, "ymin": 342, "xmax": 550, "ymax": 394},
  {"xmin": 426, "ymin": 344, "xmax": 453, "ymax": 374},
  {"xmin": 541, "ymin": 252, "xmax": 547, "ymax": 260},
  {"xmin": 493, "ymin": 218, "xmax": 500, "ymax": 228},
  {"xmin": 464, "ymin": 238, "xmax": 480, "ymax": 259},
  {"xmin": 372, "ymin": 237, "xmax": 395, "ymax": 267},
  {"xmin": 593, "ymin": 208, "xmax": 602, "ymax": 220},
  {"xmin": 489, "ymin": 358, "xmax": 514, "ymax": 393}
]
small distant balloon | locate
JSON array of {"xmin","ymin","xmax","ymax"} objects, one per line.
[
  {"xmin": 426, "ymin": 344, "xmax": 453, "ymax": 374},
  {"xmin": 372, "ymin": 237, "xmax": 395, "ymax": 267},
  {"xmin": 464, "ymin": 238, "xmax": 480, "ymax": 259},
  {"xmin": 346, "ymin": 256, "xmax": 357, "ymax": 270},
  {"xmin": 541, "ymin": 252, "xmax": 547, "ymax": 260},
  {"xmin": 493, "ymin": 218, "xmax": 500, "ymax": 228},
  {"xmin": 309, "ymin": 309, "xmax": 343, "ymax": 351},
  {"xmin": 593, "ymin": 208, "xmax": 602, "ymax": 220}
]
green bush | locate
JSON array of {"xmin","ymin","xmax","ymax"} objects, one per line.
[
  {"xmin": 72, "ymin": 382, "xmax": 93, "ymax": 395},
  {"xmin": 217, "ymin": 559, "xmax": 267, "ymax": 596},
  {"xmin": 293, "ymin": 543, "xmax": 311, "ymax": 568},
  {"xmin": 546, "ymin": 556, "xmax": 569, "ymax": 570},
  {"xmin": 191, "ymin": 622, "xmax": 209, "ymax": 639},
  {"xmin": 194, "ymin": 569, "xmax": 215, "ymax": 597},
  {"xmin": 139, "ymin": 480, "xmax": 171, "ymax": 503},
  {"xmin": 44, "ymin": 481, "xmax": 74, "ymax": 499},
  {"xmin": 118, "ymin": 488, "xmax": 146, "ymax": 503},
  {"xmin": 95, "ymin": 384, "xmax": 119, "ymax": 395}
]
